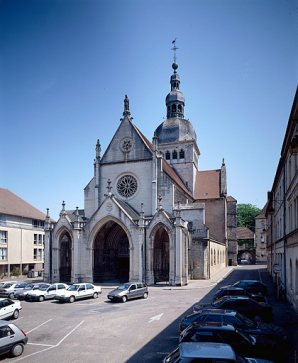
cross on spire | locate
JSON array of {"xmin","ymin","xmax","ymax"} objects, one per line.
[{"xmin": 171, "ymin": 38, "xmax": 179, "ymax": 64}]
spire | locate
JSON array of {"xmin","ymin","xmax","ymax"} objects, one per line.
[
  {"xmin": 96, "ymin": 139, "xmax": 101, "ymax": 160},
  {"xmin": 166, "ymin": 39, "xmax": 185, "ymax": 119}
]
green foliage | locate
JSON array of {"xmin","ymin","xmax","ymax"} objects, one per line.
[
  {"xmin": 237, "ymin": 204, "xmax": 261, "ymax": 232},
  {"xmin": 22, "ymin": 269, "xmax": 29, "ymax": 276},
  {"xmin": 11, "ymin": 267, "xmax": 20, "ymax": 276}
]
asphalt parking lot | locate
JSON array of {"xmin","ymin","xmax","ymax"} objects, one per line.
[{"xmin": 1, "ymin": 264, "xmax": 297, "ymax": 363}]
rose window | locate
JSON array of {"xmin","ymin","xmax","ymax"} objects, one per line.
[{"xmin": 117, "ymin": 175, "xmax": 138, "ymax": 198}]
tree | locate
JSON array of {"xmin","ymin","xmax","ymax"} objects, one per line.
[{"xmin": 237, "ymin": 204, "xmax": 261, "ymax": 232}]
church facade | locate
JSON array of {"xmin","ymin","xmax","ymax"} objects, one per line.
[{"xmin": 44, "ymin": 60, "xmax": 237, "ymax": 286}]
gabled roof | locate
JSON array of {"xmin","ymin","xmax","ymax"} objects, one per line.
[
  {"xmin": 194, "ymin": 169, "xmax": 221, "ymax": 199},
  {"xmin": 136, "ymin": 126, "xmax": 192, "ymax": 198},
  {"xmin": 255, "ymin": 202, "xmax": 268, "ymax": 219},
  {"xmin": 114, "ymin": 198, "xmax": 140, "ymax": 220},
  {"xmin": 237, "ymin": 227, "xmax": 254, "ymax": 240},
  {"xmin": 0, "ymin": 188, "xmax": 49, "ymax": 221}
]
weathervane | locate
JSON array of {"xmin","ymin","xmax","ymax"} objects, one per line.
[{"xmin": 171, "ymin": 38, "xmax": 179, "ymax": 64}]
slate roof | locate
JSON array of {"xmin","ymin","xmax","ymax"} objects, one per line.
[
  {"xmin": 194, "ymin": 169, "xmax": 221, "ymax": 199},
  {"xmin": 237, "ymin": 227, "xmax": 254, "ymax": 240},
  {"xmin": 255, "ymin": 202, "xmax": 268, "ymax": 219},
  {"xmin": 64, "ymin": 210, "xmax": 87, "ymax": 222},
  {"xmin": 135, "ymin": 126, "xmax": 192, "ymax": 198},
  {"xmin": 114, "ymin": 198, "xmax": 140, "ymax": 220},
  {"xmin": 0, "ymin": 188, "xmax": 49, "ymax": 221}
]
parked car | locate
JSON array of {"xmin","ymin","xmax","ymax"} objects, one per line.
[
  {"xmin": 54, "ymin": 283, "xmax": 102, "ymax": 303},
  {"xmin": 179, "ymin": 322, "xmax": 282, "ymax": 361},
  {"xmin": 107, "ymin": 282, "xmax": 148, "ymax": 303},
  {"xmin": 13, "ymin": 283, "xmax": 48, "ymax": 300},
  {"xmin": 0, "ymin": 281, "xmax": 17, "ymax": 288},
  {"xmin": 0, "ymin": 283, "xmax": 28, "ymax": 299},
  {"xmin": 232, "ymin": 280, "xmax": 268, "ymax": 296},
  {"xmin": 0, "ymin": 320, "xmax": 28, "ymax": 357},
  {"xmin": 213, "ymin": 286, "xmax": 267, "ymax": 303},
  {"xmin": 162, "ymin": 342, "xmax": 277, "ymax": 363},
  {"xmin": 193, "ymin": 296, "xmax": 273, "ymax": 322},
  {"xmin": 0, "ymin": 298, "xmax": 22, "ymax": 320},
  {"xmin": 179, "ymin": 309, "xmax": 287, "ymax": 345},
  {"xmin": 26, "ymin": 283, "xmax": 68, "ymax": 302}
]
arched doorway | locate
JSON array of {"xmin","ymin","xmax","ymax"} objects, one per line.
[
  {"xmin": 93, "ymin": 221, "xmax": 129, "ymax": 283},
  {"xmin": 60, "ymin": 233, "xmax": 71, "ymax": 282},
  {"xmin": 153, "ymin": 227, "xmax": 169, "ymax": 284}
]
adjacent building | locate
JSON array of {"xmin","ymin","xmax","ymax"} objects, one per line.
[
  {"xmin": 44, "ymin": 58, "xmax": 237, "ymax": 286},
  {"xmin": 265, "ymin": 86, "xmax": 298, "ymax": 314},
  {"xmin": 254, "ymin": 203, "xmax": 268, "ymax": 263},
  {"xmin": 0, "ymin": 188, "xmax": 48, "ymax": 277}
]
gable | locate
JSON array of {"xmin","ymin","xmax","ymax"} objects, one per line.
[{"xmin": 101, "ymin": 118, "xmax": 153, "ymax": 164}]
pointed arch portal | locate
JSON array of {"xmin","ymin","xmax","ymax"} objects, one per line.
[
  {"xmin": 93, "ymin": 221, "xmax": 129, "ymax": 283},
  {"xmin": 153, "ymin": 227, "xmax": 169, "ymax": 284},
  {"xmin": 59, "ymin": 232, "xmax": 72, "ymax": 282}
]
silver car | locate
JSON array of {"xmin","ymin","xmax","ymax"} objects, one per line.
[
  {"xmin": 0, "ymin": 320, "xmax": 28, "ymax": 357},
  {"xmin": 107, "ymin": 282, "xmax": 148, "ymax": 303}
]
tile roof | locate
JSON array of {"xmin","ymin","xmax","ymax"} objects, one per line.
[
  {"xmin": 237, "ymin": 227, "xmax": 254, "ymax": 240},
  {"xmin": 194, "ymin": 170, "xmax": 221, "ymax": 199},
  {"xmin": 0, "ymin": 188, "xmax": 48, "ymax": 221}
]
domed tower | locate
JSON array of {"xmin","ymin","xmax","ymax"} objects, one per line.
[{"xmin": 155, "ymin": 41, "xmax": 200, "ymax": 196}]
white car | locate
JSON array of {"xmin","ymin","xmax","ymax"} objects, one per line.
[
  {"xmin": 0, "ymin": 298, "xmax": 22, "ymax": 319},
  {"xmin": 0, "ymin": 283, "xmax": 28, "ymax": 299},
  {"xmin": 54, "ymin": 283, "xmax": 102, "ymax": 303},
  {"xmin": 26, "ymin": 283, "xmax": 68, "ymax": 302}
]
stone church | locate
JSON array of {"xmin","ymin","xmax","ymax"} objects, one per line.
[{"xmin": 44, "ymin": 59, "xmax": 237, "ymax": 286}]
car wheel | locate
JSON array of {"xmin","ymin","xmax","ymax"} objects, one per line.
[
  {"xmin": 8, "ymin": 293, "xmax": 14, "ymax": 299},
  {"xmin": 121, "ymin": 296, "xmax": 127, "ymax": 303},
  {"xmin": 143, "ymin": 292, "xmax": 148, "ymax": 299},
  {"xmin": 39, "ymin": 295, "xmax": 45, "ymax": 302},
  {"xmin": 93, "ymin": 292, "xmax": 98, "ymax": 299},
  {"xmin": 11, "ymin": 343, "xmax": 24, "ymax": 357},
  {"xmin": 69, "ymin": 296, "xmax": 75, "ymax": 303},
  {"xmin": 12, "ymin": 309, "xmax": 19, "ymax": 319}
]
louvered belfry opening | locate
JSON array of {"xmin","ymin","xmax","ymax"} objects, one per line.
[{"xmin": 93, "ymin": 221, "xmax": 129, "ymax": 283}]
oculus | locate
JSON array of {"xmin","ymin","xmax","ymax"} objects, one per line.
[{"xmin": 120, "ymin": 137, "xmax": 133, "ymax": 152}]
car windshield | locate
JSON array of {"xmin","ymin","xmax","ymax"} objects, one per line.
[
  {"xmin": 2, "ymin": 283, "xmax": 13, "ymax": 288},
  {"xmin": 68, "ymin": 285, "xmax": 80, "ymax": 291},
  {"xmin": 117, "ymin": 284, "xmax": 131, "ymax": 290},
  {"xmin": 38, "ymin": 285, "xmax": 50, "ymax": 291},
  {"xmin": 236, "ymin": 312, "xmax": 255, "ymax": 328},
  {"xmin": 24, "ymin": 285, "xmax": 34, "ymax": 289},
  {"xmin": 236, "ymin": 329, "xmax": 254, "ymax": 344},
  {"xmin": 212, "ymin": 297, "xmax": 226, "ymax": 307}
]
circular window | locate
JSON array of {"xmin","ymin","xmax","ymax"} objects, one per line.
[
  {"xmin": 117, "ymin": 175, "xmax": 138, "ymax": 198},
  {"xmin": 120, "ymin": 137, "xmax": 133, "ymax": 153}
]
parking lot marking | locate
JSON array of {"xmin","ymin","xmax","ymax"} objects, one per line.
[
  {"xmin": 26, "ymin": 319, "xmax": 52, "ymax": 334},
  {"xmin": 149, "ymin": 313, "xmax": 163, "ymax": 323},
  {"xmin": 28, "ymin": 343, "xmax": 55, "ymax": 347},
  {"xmin": 13, "ymin": 320, "xmax": 85, "ymax": 362}
]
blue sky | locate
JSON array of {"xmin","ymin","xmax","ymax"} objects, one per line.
[{"xmin": 1, "ymin": 0, "xmax": 298, "ymax": 220}]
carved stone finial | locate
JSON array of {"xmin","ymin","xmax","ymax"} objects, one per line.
[
  {"xmin": 62, "ymin": 201, "xmax": 66, "ymax": 211},
  {"xmin": 157, "ymin": 195, "xmax": 163, "ymax": 211},
  {"xmin": 140, "ymin": 203, "xmax": 145, "ymax": 219}
]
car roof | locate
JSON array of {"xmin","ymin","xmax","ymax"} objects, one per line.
[
  {"xmin": 180, "ymin": 342, "xmax": 236, "ymax": 359},
  {"xmin": 220, "ymin": 286, "xmax": 244, "ymax": 291},
  {"xmin": 196, "ymin": 309, "xmax": 237, "ymax": 316},
  {"xmin": 191, "ymin": 322, "xmax": 236, "ymax": 331},
  {"xmin": 219, "ymin": 296, "xmax": 250, "ymax": 301}
]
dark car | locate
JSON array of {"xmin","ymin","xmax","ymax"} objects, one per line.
[
  {"xmin": 162, "ymin": 342, "xmax": 277, "ymax": 363},
  {"xmin": 0, "ymin": 320, "xmax": 28, "ymax": 357},
  {"xmin": 232, "ymin": 280, "xmax": 268, "ymax": 296},
  {"xmin": 213, "ymin": 286, "xmax": 267, "ymax": 303},
  {"xmin": 179, "ymin": 322, "xmax": 282, "ymax": 362},
  {"xmin": 179, "ymin": 309, "xmax": 287, "ymax": 346},
  {"xmin": 107, "ymin": 282, "xmax": 148, "ymax": 303},
  {"xmin": 193, "ymin": 296, "xmax": 273, "ymax": 322}
]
